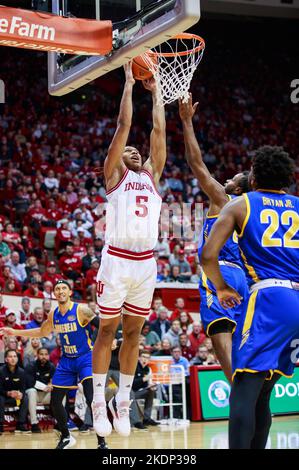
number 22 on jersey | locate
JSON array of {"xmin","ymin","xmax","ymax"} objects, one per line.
[{"xmin": 260, "ymin": 209, "xmax": 299, "ymax": 248}]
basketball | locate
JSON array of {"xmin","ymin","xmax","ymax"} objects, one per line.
[{"xmin": 132, "ymin": 55, "xmax": 156, "ymax": 81}]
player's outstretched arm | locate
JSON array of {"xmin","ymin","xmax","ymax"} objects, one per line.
[
  {"xmin": 143, "ymin": 78, "xmax": 166, "ymax": 185},
  {"xmin": 179, "ymin": 94, "xmax": 227, "ymax": 208},
  {"xmin": 0, "ymin": 312, "xmax": 54, "ymax": 339},
  {"xmin": 104, "ymin": 62, "xmax": 135, "ymax": 184},
  {"xmin": 201, "ymin": 197, "xmax": 246, "ymax": 308}
]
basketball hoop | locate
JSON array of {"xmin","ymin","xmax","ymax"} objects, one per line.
[{"xmin": 142, "ymin": 33, "xmax": 205, "ymax": 106}]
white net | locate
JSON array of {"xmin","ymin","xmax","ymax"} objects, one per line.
[{"xmin": 142, "ymin": 34, "xmax": 205, "ymax": 106}]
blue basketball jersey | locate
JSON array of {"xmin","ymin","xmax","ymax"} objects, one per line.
[
  {"xmin": 53, "ymin": 302, "xmax": 93, "ymax": 358},
  {"xmin": 238, "ymin": 191, "xmax": 299, "ymax": 286},
  {"xmin": 198, "ymin": 196, "xmax": 242, "ymax": 267}
]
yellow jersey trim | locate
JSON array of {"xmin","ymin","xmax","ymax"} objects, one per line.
[
  {"xmin": 256, "ymin": 189, "xmax": 286, "ymax": 194},
  {"xmin": 242, "ymin": 290, "xmax": 258, "ymax": 336},
  {"xmin": 206, "ymin": 317, "xmax": 237, "ymax": 337},
  {"xmin": 272, "ymin": 369, "xmax": 294, "ymax": 379},
  {"xmin": 201, "ymin": 272, "xmax": 213, "ymax": 308},
  {"xmin": 238, "ymin": 193, "xmax": 250, "ymax": 238},
  {"xmin": 80, "ymin": 376, "xmax": 93, "ymax": 383},
  {"xmin": 239, "ymin": 247, "xmax": 260, "ymax": 283},
  {"xmin": 206, "ymin": 196, "xmax": 230, "ymax": 218},
  {"xmin": 76, "ymin": 304, "xmax": 85, "ymax": 328},
  {"xmin": 54, "ymin": 301, "xmax": 74, "ymax": 333},
  {"xmin": 232, "ymin": 368, "xmax": 260, "ymax": 381},
  {"xmin": 57, "ymin": 301, "xmax": 74, "ymax": 316},
  {"xmin": 232, "ymin": 368, "xmax": 294, "ymax": 382}
]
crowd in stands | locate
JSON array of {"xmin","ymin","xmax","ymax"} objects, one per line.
[{"xmin": 0, "ymin": 293, "xmax": 215, "ymax": 432}]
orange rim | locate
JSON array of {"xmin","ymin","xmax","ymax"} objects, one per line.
[{"xmin": 146, "ymin": 33, "xmax": 205, "ymax": 58}]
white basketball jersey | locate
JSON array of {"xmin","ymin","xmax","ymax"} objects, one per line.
[{"xmin": 105, "ymin": 168, "xmax": 162, "ymax": 252}]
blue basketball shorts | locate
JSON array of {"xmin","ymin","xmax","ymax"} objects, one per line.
[
  {"xmin": 232, "ymin": 286, "xmax": 299, "ymax": 380},
  {"xmin": 52, "ymin": 350, "xmax": 93, "ymax": 389},
  {"xmin": 199, "ymin": 264, "xmax": 249, "ymax": 336}
]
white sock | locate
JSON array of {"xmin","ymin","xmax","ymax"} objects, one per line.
[
  {"xmin": 116, "ymin": 373, "xmax": 134, "ymax": 404},
  {"xmin": 93, "ymin": 373, "xmax": 107, "ymax": 402}
]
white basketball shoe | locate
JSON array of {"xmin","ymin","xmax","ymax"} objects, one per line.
[
  {"xmin": 91, "ymin": 401, "xmax": 112, "ymax": 437},
  {"xmin": 108, "ymin": 397, "xmax": 131, "ymax": 437}
]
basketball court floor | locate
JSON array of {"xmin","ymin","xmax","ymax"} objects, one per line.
[{"xmin": 0, "ymin": 417, "xmax": 298, "ymax": 449}]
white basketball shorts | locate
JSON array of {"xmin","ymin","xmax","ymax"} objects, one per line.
[{"xmin": 96, "ymin": 245, "xmax": 157, "ymax": 319}]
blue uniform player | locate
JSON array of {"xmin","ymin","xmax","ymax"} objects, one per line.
[
  {"xmin": 179, "ymin": 95, "xmax": 249, "ymax": 381},
  {"xmin": 198, "ymin": 199, "xmax": 248, "ymax": 338},
  {"xmin": 1, "ymin": 280, "xmax": 107, "ymax": 450},
  {"xmin": 52, "ymin": 300, "xmax": 93, "ymax": 389},
  {"xmin": 201, "ymin": 145, "xmax": 299, "ymax": 448}
]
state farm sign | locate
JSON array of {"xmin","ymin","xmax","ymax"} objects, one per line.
[
  {"xmin": 0, "ymin": 6, "xmax": 112, "ymax": 55},
  {"xmin": 0, "ymin": 15, "xmax": 56, "ymax": 41}
]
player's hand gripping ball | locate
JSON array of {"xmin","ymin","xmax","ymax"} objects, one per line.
[{"xmin": 132, "ymin": 54, "xmax": 157, "ymax": 81}]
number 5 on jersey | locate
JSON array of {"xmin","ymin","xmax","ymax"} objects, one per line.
[{"xmin": 135, "ymin": 196, "xmax": 148, "ymax": 217}]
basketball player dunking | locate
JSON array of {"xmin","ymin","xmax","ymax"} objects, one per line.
[
  {"xmin": 92, "ymin": 62, "xmax": 166, "ymax": 437},
  {"xmin": 179, "ymin": 95, "xmax": 249, "ymax": 382},
  {"xmin": 201, "ymin": 146, "xmax": 299, "ymax": 448}
]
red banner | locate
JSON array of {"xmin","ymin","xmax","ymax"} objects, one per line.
[{"xmin": 0, "ymin": 6, "xmax": 112, "ymax": 55}]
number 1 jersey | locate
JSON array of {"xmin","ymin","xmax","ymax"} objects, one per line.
[{"xmin": 105, "ymin": 168, "xmax": 162, "ymax": 252}]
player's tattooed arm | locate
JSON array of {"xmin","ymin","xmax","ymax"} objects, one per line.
[
  {"xmin": 78, "ymin": 304, "xmax": 99, "ymax": 328},
  {"xmin": 179, "ymin": 94, "xmax": 228, "ymax": 210},
  {"xmin": 143, "ymin": 77, "xmax": 166, "ymax": 185},
  {"xmin": 104, "ymin": 62, "xmax": 135, "ymax": 186},
  {"xmin": 201, "ymin": 197, "xmax": 246, "ymax": 309},
  {"xmin": 0, "ymin": 312, "xmax": 54, "ymax": 339}
]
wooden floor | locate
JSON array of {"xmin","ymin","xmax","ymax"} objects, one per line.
[{"xmin": 0, "ymin": 416, "xmax": 298, "ymax": 449}]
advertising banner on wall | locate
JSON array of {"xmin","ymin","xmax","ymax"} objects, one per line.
[{"xmin": 190, "ymin": 365, "xmax": 299, "ymax": 420}]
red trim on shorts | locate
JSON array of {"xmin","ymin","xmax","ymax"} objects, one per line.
[
  {"xmin": 98, "ymin": 305, "xmax": 122, "ymax": 312},
  {"xmin": 107, "ymin": 245, "xmax": 153, "ymax": 261},
  {"xmin": 98, "ymin": 305, "xmax": 122, "ymax": 316},
  {"xmin": 106, "ymin": 169, "xmax": 129, "ymax": 196},
  {"xmin": 99, "ymin": 309, "xmax": 122, "ymax": 316},
  {"xmin": 141, "ymin": 169, "xmax": 162, "ymax": 199},
  {"xmin": 123, "ymin": 302, "xmax": 150, "ymax": 312},
  {"xmin": 123, "ymin": 305, "xmax": 150, "ymax": 316}
]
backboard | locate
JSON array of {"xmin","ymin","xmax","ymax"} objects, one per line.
[{"xmin": 48, "ymin": 0, "xmax": 201, "ymax": 96}]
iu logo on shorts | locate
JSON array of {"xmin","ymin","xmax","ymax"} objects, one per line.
[{"xmin": 97, "ymin": 281, "xmax": 104, "ymax": 297}]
